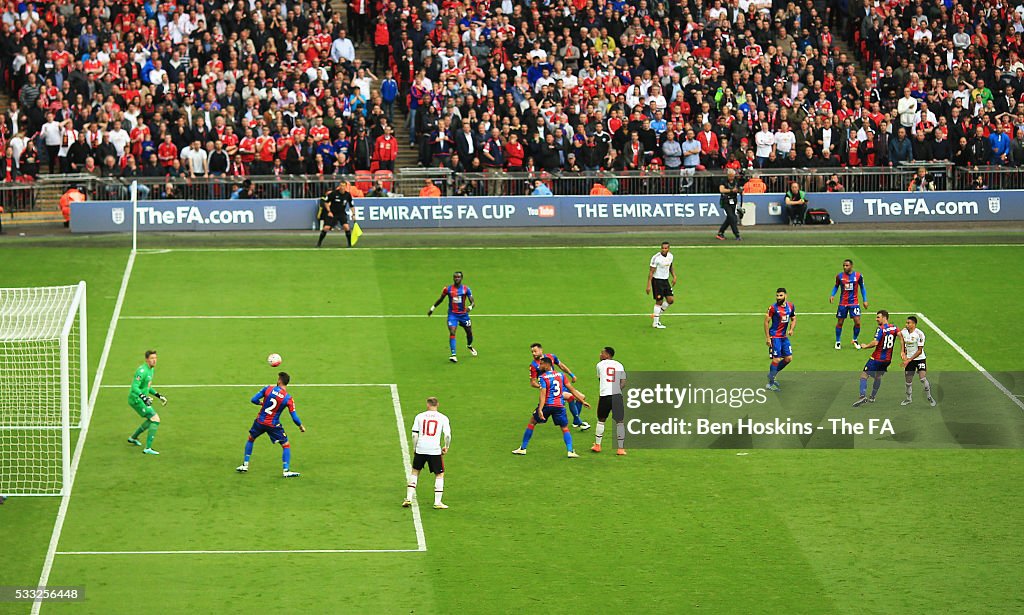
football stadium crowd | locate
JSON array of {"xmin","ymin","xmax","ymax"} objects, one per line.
[{"xmin": 1, "ymin": 0, "xmax": 1023, "ymax": 194}]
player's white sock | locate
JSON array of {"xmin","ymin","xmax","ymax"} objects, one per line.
[
  {"xmin": 594, "ymin": 421, "xmax": 605, "ymax": 445},
  {"xmin": 922, "ymin": 378, "xmax": 932, "ymax": 397},
  {"xmin": 653, "ymin": 304, "xmax": 662, "ymax": 317},
  {"xmin": 661, "ymin": 302, "xmax": 669, "ymax": 313},
  {"xmin": 905, "ymin": 380, "xmax": 913, "ymax": 397},
  {"xmin": 407, "ymin": 476, "xmax": 417, "ymax": 501},
  {"xmin": 616, "ymin": 422, "xmax": 626, "ymax": 449},
  {"xmin": 434, "ymin": 476, "xmax": 444, "ymax": 505}
]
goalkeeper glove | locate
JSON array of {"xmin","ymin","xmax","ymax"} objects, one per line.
[
  {"xmin": 154, "ymin": 392, "xmax": 168, "ymax": 406},
  {"xmin": 140, "ymin": 394, "xmax": 153, "ymax": 407}
]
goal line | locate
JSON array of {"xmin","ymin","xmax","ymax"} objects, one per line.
[{"xmin": 57, "ymin": 383, "xmax": 426, "ymax": 557}]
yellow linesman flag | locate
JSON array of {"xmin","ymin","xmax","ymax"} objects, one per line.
[{"xmin": 351, "ymin": 222, "xmax": 364, "ymax": 246}]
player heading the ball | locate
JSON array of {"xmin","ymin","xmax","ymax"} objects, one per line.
[
  {"xmin": 127, "ymin": 350, "xmax": 168, "ymax": 455},
  {"xmin": 236, "ymin": 372, "xmax": 306, "ymax": 477},
  {"xmin": 428, "ymin": 271, "xmax": 476, "ymax": 363}
]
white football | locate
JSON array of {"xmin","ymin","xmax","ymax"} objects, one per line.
[{"xmin": 267, "ymin": 353, "xmax": 282, "ymax": 367}]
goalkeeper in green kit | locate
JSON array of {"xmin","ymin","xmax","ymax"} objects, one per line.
[{"xmin": 127, "ymin": 350, "xmax": 167, "ymax": 455}]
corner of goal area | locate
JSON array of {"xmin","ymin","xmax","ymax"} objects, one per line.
[{"xmin": 55, "ymin": 383, "xmax": 426, "ymax": 556}]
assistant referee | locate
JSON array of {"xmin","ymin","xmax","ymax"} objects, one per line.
[{"xmin": 316, "ymin": 181, "xmax": 355, "ymax": 248}]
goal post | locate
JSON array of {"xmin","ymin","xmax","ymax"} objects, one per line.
[{"xmin": 0, "ymin": 282, "xmax": 88, "ymax": 496}]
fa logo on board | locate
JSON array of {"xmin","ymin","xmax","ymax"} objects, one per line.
[
  {"xmin": 841, "ymin": 199, "xmax": 854, "ymax": 216},
  {"xmin": 111, "ymin": 207, "xmax": 125, "ymax": 224},
  {"xmin": 988, "ymin": 197, "xmax": 1000, "ymax": 214},
  {"xmin": 263, "ymin": 206, "xmax": 278, "ymax": 223}
]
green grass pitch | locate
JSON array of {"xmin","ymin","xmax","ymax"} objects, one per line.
[{"xmin": 1, "ymin": 235, "xmax": 1023, "ymax": 614}]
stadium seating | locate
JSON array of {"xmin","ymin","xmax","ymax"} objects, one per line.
[{"xmin": 0, "ymin": 0, "xmax": 1021, "ymax": 194}]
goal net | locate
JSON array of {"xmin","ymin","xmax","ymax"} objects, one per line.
[{"xmin": 0, "ymin": 283, "xmax": 88, "ymax": 496}]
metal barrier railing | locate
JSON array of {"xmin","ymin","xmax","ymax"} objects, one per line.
[
  {"xmin": 10, "ymin": 162, "xmax": 1024, "ymax": 210},
  {"xmin": 954, "ymin": 166, "xmax": 1024, "ymax": 190},
  {"xmin": 0, "ymin": 183, "xmax": 37, "ymax": 213}
]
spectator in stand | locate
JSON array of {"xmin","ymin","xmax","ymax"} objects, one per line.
[
  {"xmin": 531, "ymin": 179, "xmax": 553, "ymax": 196},
  {"xmin": 990, "ymin": 125, "xmax": 1011, "ymax": 165},
  {"xmin": 374, "ymin": 125, "xmax": 398, "ymax": 172},
  {"xmin": 968, "ymin": 126, "xmax": 992, "ymax": 167},
  {"xmin": 419, "ymin": 179, "xmax": 441, "ymax": 198},
  {"xmin": 888, "ymin": 128, "xmax": 913, "ymax": 166},
  {"xmin": 1011, "ymin": 129, "xmax": 1024, "ymax": 166}
]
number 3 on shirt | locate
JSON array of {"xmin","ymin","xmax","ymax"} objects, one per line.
[{"xmin": 548, "ymin": 378, "xmax": 562, "ymax": 397}]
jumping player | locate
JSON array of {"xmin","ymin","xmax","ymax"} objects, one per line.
[
  {"xmin": 403, "ymin": 397, "xmax": 452, "ymax": 510},
  {"xmin": 900, "ymin": 316, "xmax": 936, "ymax": 406},
  {"xmin": 513, "ymin": 357, "xmax": 590, "ymax": 458},
  {"xmin": 853, "ymin": 310, "xmax": 901, "ymax": 407},
  {"xmin": 428, "ymin": 271, "xmax": 477, "ymax": 363},
  {"xmin": 646, "ymin": 242, "xmax": 677, "ymax": 329},
  {"xmin": 236, "ymin": 372, "xmax": 306, "ymax": 477},
  {"xmin": 765, "ymin": 288, "xmax": 796, "ymax": 391},
  {"xmin": 830, "ymin": 259, "xmax": 868, "ymax": 349},
  {"xmin": 529, "ymin": 343, "xmax": 588, "ymax": 430}
]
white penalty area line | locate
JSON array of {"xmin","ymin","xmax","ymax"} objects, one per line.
[
  {"xmin": 99, "ymin": 383, "xmax": 394, "ymax": 389},
  {"xmin": 136, "ymin": 244, "xmax": 1024, "ymax": 253},
  {"xmin": 34, "ymin": 251, "xmax": 137, "ymax": 615},
  {"xmin": 65, "ymin": 382, "xmax": 427, "ymax": 556},
  {"xmin": 56, "ymin": 548, "xmax": 421, "ymax": 555},
  {"xmin": 916, "ymin": 312, "xmax": 1024, "ymax": 413},
  {"xmin": 120, "ymin": 311, "xmax": 860, "ymax": 320}
]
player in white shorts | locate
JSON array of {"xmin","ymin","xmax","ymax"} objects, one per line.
[{"xmin": 900, "ymin": 316, "xmax": 936, "ymax": 406}]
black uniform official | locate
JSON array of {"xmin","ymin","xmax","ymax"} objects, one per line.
[
  {"xmin": 716, "ymin": 168, "xmax": 742, "ymax": 240},
  {"xmin": 316, "ymin": 182, "xmax": 355, "ymax": 247}
]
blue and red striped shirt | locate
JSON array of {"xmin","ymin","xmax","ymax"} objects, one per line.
[
  {"xmin": 252, "ymin": 385, "xmax": 299, "ymax": 427},
  {"xmin": 443, "ymin": 284, "xmax": 472, "ymax": 314},
  {"xmin": 871, "ymin": 324, "xmax": 900, "ymax": 362},
  {"xmin": 834, "ymin": 271, "xmax": 866, "ymax": 306},
  {"xmin": 529, "ymin": 353, "xmax": 559, "ymax": 381},
  {"xmin": 767, "ymin": 302, "xmax": 795, "ymax": 338},
  {"xmin": 539, "ymin": 371, "xmax": 567, "ymax": 408}
]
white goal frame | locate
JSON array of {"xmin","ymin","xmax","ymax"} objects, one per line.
[{"xmin": 0, "ymin": 281, "xmax": 88, "ymax": 496}]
